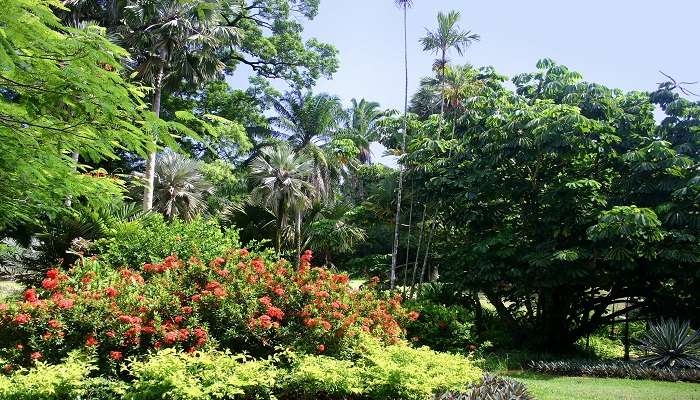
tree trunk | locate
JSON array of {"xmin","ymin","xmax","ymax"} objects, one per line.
[
  {"xmin": 390, "ymin": 5, "xmax": 409, "ymax": 290},
  {"xmin": 438, "ymin": 49, "xmax": 446, "ymax": 139},
  {"xmin": 402, "ymin": 182, "xmax": 414, "ymax": 295},
  {"xmin": 417, "ymin": 214, "xmax": 437, "ymax": 298},
  {"xmin": 65, "ymin": 151, "xmax": 80, "ymax": 207},
  {"xmin": 142, "ymin": 62, "xmax": 164, "ymax": 212},
  {"xmin": 409, "ymin": 205, "xmax": 427, "ymax": 298},
  {"xmin": 296, "ymin": 209, "xmax": 302, "ymax": 265}
]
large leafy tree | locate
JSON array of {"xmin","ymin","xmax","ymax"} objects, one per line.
[
  {"xmin": 118, "ymin": 0, "xmax": 239, "ymax": 211},
  {"xmin": 340, "ymin": 99, "xmax": 384, "ymax": 164},
  {"xmin": 0, "ymin": 0, "xmax": 153, "ymax": 230},
  {"xmin": 409, "ymin": 59, "xmax": 700, "ymax": 350}
]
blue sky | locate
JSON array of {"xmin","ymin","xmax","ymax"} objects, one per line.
[{"xmin": 231, "ymin": 0, "xmax": 700, "ymax": 164}]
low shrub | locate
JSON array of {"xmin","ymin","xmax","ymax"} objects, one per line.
[
  {"xmin": 527, "ymin": 359, "xmax": 700, "ymax": 382},
  {"xmin": 0, "ymin": 250, "xmax": 415, "ymax": 370},
  {"xmin": 403, "ymin": 301, "xmax": 477, "ymax": 353},
  {"xmin": 438, "ymin": 373, "xmax": 533, "ymax": 400},
  {"xmin": 0, "ymin": 346, "xmax": 482, "ymax": 400},
  {"xmin": 95, "ymin": 215, "xmax": 241, "ymax": 268}
]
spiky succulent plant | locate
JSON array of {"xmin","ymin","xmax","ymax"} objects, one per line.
[
  {"xmin": 636, "ymin": 319, "xmax": 700, "ymax": 368},
  {"xmin": 438, "ymin": 374, "xmax": 533, "ymax": 400}
]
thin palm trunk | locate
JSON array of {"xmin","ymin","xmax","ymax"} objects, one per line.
[
  {"xmin": 402, "ymin": 180, "xmax": 414, "ymax": 295},
  {"xmin": 409, "ymin": 204, "xmax": 427, "ymax": 298},
  {"xmin": 390, "ymin": 4, "xmax": 409, "ymax": 290},
  {"xmin": 143, "ymin": 62, "xmax": 164, "ymax": 211},
  {"xmin": 417, "ymin": 213, "xmax": 438, "ymax": 298},
  {"xmin": 296, "ymin": 209, "xmax": 302, "ymax": 265},
  {"xmin": 438, "ymin": 50, "xmax": 447, "ymax": 139}
]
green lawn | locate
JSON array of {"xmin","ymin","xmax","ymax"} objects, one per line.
[
  {"xmin": 510, "ymin": 372, "xmax": 700, "ymax": 400},
  {"xmin": 0, "ymin": 279, "xmax": 23, "ymax": 301}
]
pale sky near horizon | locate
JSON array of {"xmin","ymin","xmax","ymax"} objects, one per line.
[{"xmin": 230, "ymin": 0, "xmax": 700, "ymax": 165}]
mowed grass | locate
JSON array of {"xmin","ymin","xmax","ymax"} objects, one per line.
[
  {"xmin": 0, "ymin": 279, "xmax": 23, "ymax": 301},
  {"xmin": 510, "ymin": 372, "xmax": 700, "ymax": 400}
]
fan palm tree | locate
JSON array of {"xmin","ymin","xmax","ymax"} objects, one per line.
[
  {"xmin": 268, "ymin": 91, "xmax": 344, "ymax": 200},
  {"xmin": 153, "ymin": 152, "xmax": 214, "ymax": 221},
  {"xmin": 420, "ymin": 10, "xmax": 479, "ymax": 133},
  {"xmin": 307, "ymin": 204, "xmax": 367, "ymax": 267},
  {"xmin": 250, "ymin": 144, "xmax": 316, "ymax": 254},
  {"xmin": 118, "ymin": 0, "xmax": 240, "ymax": 211}
]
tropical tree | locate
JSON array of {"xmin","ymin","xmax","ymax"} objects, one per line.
[
  {"xmin": 341, "ymin": 98, "xmax": 384, "ymax": 164},
  {"xmin": 249, "ymin": 144, "xmax": 316, "ymax": 254},
  {"xmin": 268, "ymin": 91, "xmax": 345, "ymax": 200},
  {"xmin": 407, "ymin": 60, "xmax": 700, "ymax": 350},
  {"xmin": 118, "ymin": 0, "xmax": 240, "ymax": 211},
  {"xmin": 153, "ymin": 152, "xmax": 214, "ymax": 221},
  {"xmin": 0, "ymin": 0, "xmax": 152, "ymax": 230},
  {"xmin": 307, "ymin": 205, "xmax": 367, "ymax": 267},
  {"xmin": 420, "ymin": 10, "xmax": 479, "ymax": 129}
]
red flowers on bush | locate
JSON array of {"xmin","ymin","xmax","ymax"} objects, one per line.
[{"xmin": 0, "ymin": 249, "xmax": 415, "ymax": 371}]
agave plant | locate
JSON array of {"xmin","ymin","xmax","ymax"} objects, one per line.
[
  {"xmin": 438, "ymin": 374, "xmax": 533, "ymax": 400},
  {"xmin": 636, "ymin": 319, "xmax": 700, "ymax": 368}
]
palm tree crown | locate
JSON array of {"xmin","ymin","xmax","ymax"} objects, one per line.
[
  {"xmin": 341, "ymin": 98, "xmax": 383, "ymax": 164},
  {"xmin": 250, "ymin": 144, "xmax": 316, "ymax": 253},
  {"xmin": 420, "ymin": 10, "xmax": 480, "ymax": 70},
  {"xmin": 154, "ymin": 152, "xmax": 214, "ymax": 221}
]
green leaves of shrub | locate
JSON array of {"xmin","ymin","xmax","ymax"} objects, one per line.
[
  {"xmin": 0, "ymin": 345, "xmax": 483, "ymax": 400},
  {"xmin": 96, "ymin": 215, "xmax": 241, "ymax": 267}
]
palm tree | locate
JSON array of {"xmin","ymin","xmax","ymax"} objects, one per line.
[
  {"xmin": 119, "ymin": 0, "xmax": 239, "ymax": 211},
  {"xmin": 153, "ymin": 152, "xmax": 214, "ymax": 221},
  {"xmin": 390, "ymin": 0, "xmax": 413, "ymax": 290},
  {"xmin": 342, "ymin": 98, "xmax": 384, "ymax": 164},
  {"xmin": 268, "ymin": 91, "xmax": 344, "ymax": 200},
  {"xmin": 307, "ymin": 205, "xmax": 367, "ymax": 267},
  {"xmin": 250, "ymin": 144, "xmax": 316, "ymax": 254},
  {"xmin": 420, "ymin": 10, "xmax": 479, "ymax": 134}
]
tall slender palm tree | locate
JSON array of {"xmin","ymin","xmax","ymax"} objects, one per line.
[
  {"xmin": 153, "ymin": 152, "xmax": 214, "ymax": 221},
  {"xmin": 250, "ymin": 144, "xmax": 316, "ymax": 254},
  {"xmin": 420, "ymin": 10, "xmax": 479, "ymax": 135},
  {"xmin": 119, "ymin": 0, "xmax": 240, "ymax": 211},
  {"xmin": 390, "ymin": 0, "xmax": 412, "ymax": 290}
]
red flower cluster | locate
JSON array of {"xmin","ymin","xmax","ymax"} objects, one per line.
[{"xmin": 0, "ymin": 249, "xmax": 414, "ymax": 370}]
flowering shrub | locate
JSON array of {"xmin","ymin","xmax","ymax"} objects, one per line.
[{"xmin": 0, "ymin": 249, "xmax": 416, "ymax": 371}]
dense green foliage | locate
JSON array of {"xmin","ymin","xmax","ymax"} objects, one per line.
[
  {"xmin": 0, "ymin": 0, "xmax": 153, "ymax": 229},
  {"xmin": 0, "ymin": 345, "xmax": 480, "ymax": 400},
  {"xmin": 96, "ymin": 215, "xmax": 241, "ymax": 267},
  {"xmin": 400, "ymin": 59, "xmax": 700, "ymax": 349}
]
